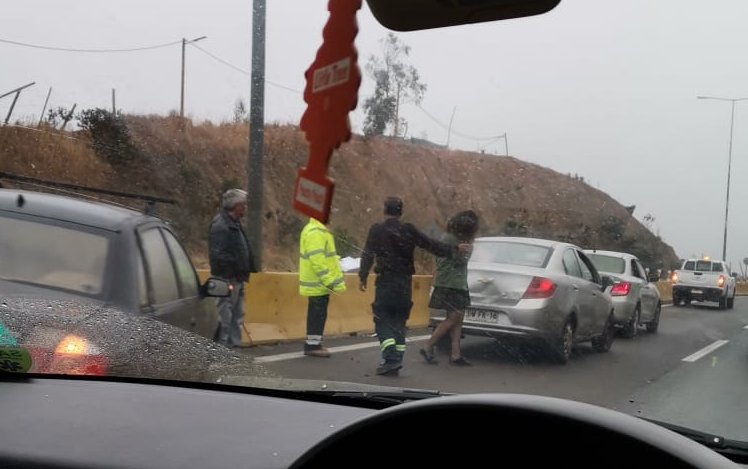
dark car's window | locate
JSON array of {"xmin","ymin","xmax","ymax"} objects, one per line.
[
  {"xmin": 563, "ymin": 249, "xmax": 583, "ymax": 278},
  {"xmin": 137, "ymin": 252, "xmax": 148, "ymax": 307},
  {"xmin": 471, "ymin": 241, "xmax": 551, "ymax": 268},
  {"xmin": 586, "ymin": 254, "xmax": 625, "ymax": 275},
  {"xmin": 0, "ymin": 215, "xmax": 109, "ymax": 295},
  {"xmin": 163, "ymin": 229, "xmax": 199, "ymax": 298},
  {"xmin": 577, "ymin": 251, "xmax": 598, "ymax": 283},
  {"xmin": 139, "ymin": 228, "xmax": 179, "ymax": 305}
]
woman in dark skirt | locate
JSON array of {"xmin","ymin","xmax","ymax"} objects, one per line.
[{"xmin": 420, "ymin": 210, "xmax": 479, "ymax": 366}]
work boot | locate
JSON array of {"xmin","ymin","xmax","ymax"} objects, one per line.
[
  {"xmin": 375, "ymin": 361, "xmax": 402, "ymax": 376},
  {"xmin": 304, "ymin": 346, "xmax": 331, "ymax": 358}
]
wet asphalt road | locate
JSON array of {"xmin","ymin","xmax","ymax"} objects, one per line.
[{"xmin": 242, "ymin": 298, "xmax": 748, "ymax": 438}]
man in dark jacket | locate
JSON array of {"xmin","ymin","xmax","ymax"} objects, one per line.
[
  {"xmin": 209, "ymin": 189, "xmax": 255, "ymax": 347},
  {"xmin": 359, "ymin": 197, "xmax": 469, "ymax": 376}
]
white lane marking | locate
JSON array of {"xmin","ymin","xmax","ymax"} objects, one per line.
[
  {"xmin": 254, "ymin": 334, "xmax": 431, "ymax": 363},
  {"xmin": 662, "ymin": 304, "xmax": 673, "ymax": 308},
  {"xmin": 682, "ymin": 340, "xmax": 729, "ymax": 363},
  {"xmin": 744, "ymin": 325, "xmax": 748, "ymax": 330}
]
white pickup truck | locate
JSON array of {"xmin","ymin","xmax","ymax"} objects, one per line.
[{"xmin": 672, "ymin": 258, "xmax": 736, "ymax": 309}]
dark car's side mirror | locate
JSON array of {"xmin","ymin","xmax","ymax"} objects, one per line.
[{"xmin": 202, "ymin": 278, "xmax": 231, "ymax": 298}]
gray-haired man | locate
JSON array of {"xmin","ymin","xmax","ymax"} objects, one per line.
[{"xmin": 209, "ymin": 189, "xmax": 255, "ymax": 347}]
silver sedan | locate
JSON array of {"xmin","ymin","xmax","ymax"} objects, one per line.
[
  {"xmin": 430, "ymin": 237, "xmax": 616, "ymax": 363},
  {"xmin": 584, "ymin": 250, "xmax": 662, "ymax": 337}
]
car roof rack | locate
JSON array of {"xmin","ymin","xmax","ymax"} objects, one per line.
[{"xmin": 0, "ymin": 171, "xmax": 176, "ymax": 216}]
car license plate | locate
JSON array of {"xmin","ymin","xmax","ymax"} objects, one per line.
[
  {"xmin": 691, "ymin": 289, "xmax": 703, "ymax": 295},
  {"xmin": 465, "ymin": 309, "xmax": 509, "ymax": 325}
]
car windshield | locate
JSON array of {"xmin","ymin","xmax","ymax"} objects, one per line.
[
  {"xmin": 3, "ymin": 0, "xmax": 748, "ymax": 445},
  {"xmin": 0, "ymin": 215, "xmax": 109, "ymax": 295},
  {"xmin": 471, "ymin": 241, "xmax": 551, "ymax": 268},
  {"xmin": 586, "ymin": 254, "xmax": 626, "ymax": 275}
]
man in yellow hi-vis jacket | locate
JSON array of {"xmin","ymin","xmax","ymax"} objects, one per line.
[{"xmin": 299, "ymin": 217, "xmax": 347, "ymax": 357}]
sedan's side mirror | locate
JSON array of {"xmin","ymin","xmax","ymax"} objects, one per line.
[
  {"xmin": 202, "ymin": 278, "xmax": 231, "ymax": 297},
  {"xmin": 601, "ymin": 275, "xmax": 615, "ymax": 291}
]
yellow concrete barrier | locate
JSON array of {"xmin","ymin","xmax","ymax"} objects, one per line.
[
  {"xmin": 198, "ymin": 270, "xmax": 432, "ymax": 345},
  {"xmin": 656, "ymin": 281, "xmax": 672, "ymax": 302}
]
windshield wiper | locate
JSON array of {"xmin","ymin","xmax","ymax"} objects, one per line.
[
  {"xmin": 301, "ymin": 388, "xmax": 446, "ymax": 406},
  {"xmin": 643, "ymin": 418, "xmax": 748, "ymax": 463}
]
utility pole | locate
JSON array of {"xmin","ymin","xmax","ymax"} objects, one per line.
[
  {"xmin": 112, "ymin": 88, "xmax": 116, "ymax": 114},
  {"xmin": 446, "ymin": 106, "xmax": 456, "ymax": 148},
  {"xmin": 60, "ymin": 104, "xmax": 77, "ymax": 131},
  {"xmin": 1, "ymin": 82, "xmax": 35, "ymax": 125},
  {"xmin": 697, "ymin": 95, "xmax": 748, "ymax": 261},
  {"xmin": 38, "ymin": 87, "xmax": 52, "ymax": 127},
  {"xmin": 180, "ymin": 36, "xmax": 207, "ymax": 119},
  {"xmin": 248, "ymin": 0, "xmax": 266, "ymax": 270}
]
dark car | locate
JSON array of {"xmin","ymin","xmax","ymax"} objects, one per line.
[
  {"xmin": 0, "ymin": 297, "xmax": 275, "ymax": 381},
  {"xmin": 0, "ymin": 188, "xmax": 227, "ymax": 339}
]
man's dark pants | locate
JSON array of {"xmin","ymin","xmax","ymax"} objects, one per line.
[
  {"xmin": 305, "ymin": 295, "xmax": 330, "ymax": 350},
  {"xmin": 373, "ymin": 274, "xmax": 413, "ymax": 364}
]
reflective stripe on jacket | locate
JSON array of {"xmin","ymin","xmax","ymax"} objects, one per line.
[{"xmin": 299, "ymin": 218, "xmax": 347, "ymax": 297}]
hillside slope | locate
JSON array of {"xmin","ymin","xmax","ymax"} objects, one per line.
[{"xmin": 0, "ymin": 116, "xmax": 679, "ymax": 273}]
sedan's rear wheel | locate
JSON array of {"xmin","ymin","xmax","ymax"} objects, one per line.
[
  {"xmin": 550, "ymin": 319, "xmax": 574, "ymax": 364},
  {"xmin": 592, "ymin": 313, "xmax": 615, "ymax": 353},
  {"xmin": 646, "ymin": 303, "xmax": 661, "ymax": 334}
]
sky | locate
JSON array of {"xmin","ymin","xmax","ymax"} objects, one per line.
[{"xmin": 3, "ymin": 0, "xmax": 748, "ymax": 268}]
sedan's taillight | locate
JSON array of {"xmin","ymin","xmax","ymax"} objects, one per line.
[
  {"xmin": 522, "ymin": 277, "xmax": 557, "ymax": 299},
  {"xmin": 611, "ymin": 281, "xmax": 631, "ymax": 296}
]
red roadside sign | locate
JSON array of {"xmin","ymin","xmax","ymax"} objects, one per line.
[{"xmin": 292, "ymin": 0, "xmax": 362, "ymax": 223}]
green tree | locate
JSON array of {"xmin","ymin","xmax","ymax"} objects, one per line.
[
  {"xmin": 77, "ymin": 108, "xmax": 139, "ymax": 165},
  {"xmin": 363, "ymin": 33, "xmax": 427, "ymax": 138}
]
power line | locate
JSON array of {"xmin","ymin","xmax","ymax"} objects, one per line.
[
  {"xmin": 189, "ymin": 43, "xmax": 302, "ymax": 94},
  {"xmin": 0, "ymin": 37, "xmax": 182, "ymax": 53},
  {"xmin": 415, "ymin": 104, "xmax": 503, "ymax": 141}
]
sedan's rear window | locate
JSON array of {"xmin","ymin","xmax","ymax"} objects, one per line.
[
  {"xmin": 0, "ymin": 215, "xmax": 109, "ymax": 295},
  {"xmin": 586, "ymin": 254, "xmax": 626, "ymax": 274},
  {"xmin": 471, "ymin": 241, "xmax": 551, "ymax": 268}
]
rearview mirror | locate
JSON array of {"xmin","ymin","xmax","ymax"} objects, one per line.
[
  {"xmin": 731, "ymin": 272, "xmax": 738, "ymax": 279},
  {"xmin": 366, "ymin": 0, "xmax": 562, "ymax": 32},
  {"xmin": 601, "ymin": 275, "xmax": 614, "ymax": 291},
  {"xmin": 202, "ymin": 278, "xmax": 231, "ymax": 298}
]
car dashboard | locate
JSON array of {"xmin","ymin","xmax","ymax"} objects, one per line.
[{"xmin": 0, "ymin": 375, "xmax": 743, "ymax": 469}]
